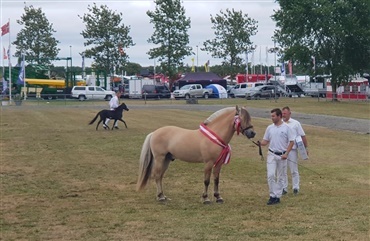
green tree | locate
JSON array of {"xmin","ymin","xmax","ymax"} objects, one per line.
[
  {"xmin": 272, "ymin": 0, "xmax": 370, "ymax": 100},
  {"xmin": 79, "ymin": 3, "xmax": 135, "ymax": 75},
  {"xmin": 147, "ymin": 0, "xmax": 192, "ymax": 88},
  {"xmin": 202, "ymin": 8, "xmax": 258, "ymax": 82},
  {"xmin": 125, "ymin": 62, "xmax": 142, "ymax": 76},
  {"xmin": 13, "ymin": 5, "xmax": 60, "ymax": 65}
]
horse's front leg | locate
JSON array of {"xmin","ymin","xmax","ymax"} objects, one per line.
[
  {"xmin": 213, "ymin": 165, "xmax": 224, "ymax": 203},
  {"xmin": 202, "ymin": 163, "xmax": 213, "ymax": 204},
  {"xmin": 118, "ymin": 118, "xmax": 128, "ymax": 128}
]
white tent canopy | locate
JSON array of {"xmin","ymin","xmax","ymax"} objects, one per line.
[{"xmin": 206, "ymin": 84, "xmax": 228, "ymax": 98}]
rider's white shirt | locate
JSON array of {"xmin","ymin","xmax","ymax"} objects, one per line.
[{"xmin": 109, "ymin": 96, "xmax": 119, "ymax": 110}]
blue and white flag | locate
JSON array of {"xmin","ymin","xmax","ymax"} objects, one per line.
[
  {"xmin": 17, "ymin": 54, "xmax": 25, "ymax": 85},
  {"xmin": 281, "ymin": 61, "xmax": 285, "ymax": 76},
  {"xmin": 2, "ymin": 77, "xmax": 7, "ymax": 93}
]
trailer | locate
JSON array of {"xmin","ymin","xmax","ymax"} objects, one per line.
[{"xmin": 128, "ymin": 77, "xmax": 155, "ymax": 98}]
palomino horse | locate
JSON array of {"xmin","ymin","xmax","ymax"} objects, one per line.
[
  {"xmin": 137, "ymin": 106, "xmax": 256, "ymax": 204},
  {"xmin": 88, "ymin": 103, "xmax": 129, "ymax": 130}
]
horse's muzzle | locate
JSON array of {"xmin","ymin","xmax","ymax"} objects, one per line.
[{"xmin": 244, "ymin": 129, "xmax": 256, "ymax": 139}]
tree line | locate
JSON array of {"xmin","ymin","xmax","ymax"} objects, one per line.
[{"xmin": 9, "ymin": 0, "xmax": 370, "ymax": 99}]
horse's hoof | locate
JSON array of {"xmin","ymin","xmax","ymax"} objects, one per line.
[
  {"xmin": 203, "ymin": 199, "xmax": 211, "ymax": 205},
  {"xmin": 157, "ymin": 196, "xmax": 170, "ymax": 202},
  {"xmin": 216, "ymin": 198, "xmax": 224, "ymax": 204}
]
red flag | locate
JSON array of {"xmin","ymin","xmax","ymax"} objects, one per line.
[
  {"xmin": 288, "ymin": 59, "xmax": 292, "ymax": 75},
  {"xmin": 119, "ymin": 46, "xmax": 124, "ymax": 55},
  {"xmin": 3, "ymin": 47, "xmax": 7, "ymax": 59},
  {"xmin": 1, "ymin": 22, "xmax": 9, "ymax": 36}
]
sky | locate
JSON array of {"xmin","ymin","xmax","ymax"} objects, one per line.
[{"xmin": 1, "ymin": 0, "xmax": 280, "ymax": 69}]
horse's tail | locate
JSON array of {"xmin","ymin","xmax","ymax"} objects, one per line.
[
  {"xmin": 88, "ymin": 112, "xmax": 100, "ymax": 125},
  {"xmin": 137, "ymin": 132, "xmax": 154, "ymax": 191}
]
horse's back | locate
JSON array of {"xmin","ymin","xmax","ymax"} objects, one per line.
[
  {"xmin": 150, "ymin": 126, "xmax": 215, "ymax": 163},
  {"xmin": 151, "ymin": 126, "xmax": 198, "ymax": 147}
]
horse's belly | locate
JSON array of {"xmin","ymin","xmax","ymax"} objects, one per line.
[{"xmin": 151, "ymin": 127, "xmax": 207, "ymax": 163}]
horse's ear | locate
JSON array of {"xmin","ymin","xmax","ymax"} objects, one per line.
[{"xmin": 235, "ymin": 105, "xmax": 240, "ymax": 115}]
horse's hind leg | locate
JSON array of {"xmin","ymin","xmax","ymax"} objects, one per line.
[
  {"xmin": 153, "ymin": 155, "xmax": 171, "ymax": 202},
  {"xmin": 101, "ymin": 118, "xmax": 110, "ymax": 130},
  {"xmin": 112, "ymin": 120, "xmax": 118, "ymax": 130},
  {"xmin": 96, "ymin": 118, "xmax": 103, "ymax": 130},
  {"xmin": 202, "ymin": 163, "xmax": 213, "ymax": 204},
  {"xmin": 213, "ymin": 165, "xmax": 224, "ymax": 203}
]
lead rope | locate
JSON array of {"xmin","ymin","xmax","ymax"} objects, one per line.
[{"xmin": 251, "ymin": 140, "xmax": 264, "ymax": 161}]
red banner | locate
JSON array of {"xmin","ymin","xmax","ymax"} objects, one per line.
[
  {"xmin": 3, "ymin": 47, "xmax": 7, "ymax": 59},
  {"xmin": 1, "ymin": 22, "xmax": 9, "ymax": 36}
]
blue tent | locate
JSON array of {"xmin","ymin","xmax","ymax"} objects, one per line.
[{"xmin": 206, "ymin": 84, "xmax": 228, "ymax": 98}]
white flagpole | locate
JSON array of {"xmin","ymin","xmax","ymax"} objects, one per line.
[
  {"xmin": 8, "ymin": 19, "xmax": 11, "ymax": 103},
  {"xmin": 2, "ymin": 48, "xmax": 4, "ymax": 80},
  {"xmin": 259, "ymin": 46, "xmax": 262, "ymax": 75},
  {"xmin": 23, "ymin": 53, "xmax": 26, "ymax": 99}
]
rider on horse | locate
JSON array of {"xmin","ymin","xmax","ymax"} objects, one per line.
[{"xmin": 104, "ymin": 91, "xmax": 121, "ymax": 129}]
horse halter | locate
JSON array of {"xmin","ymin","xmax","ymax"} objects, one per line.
[{"xmin": 234, "ymin": 115, "xmax": 253, "ymax": 136}]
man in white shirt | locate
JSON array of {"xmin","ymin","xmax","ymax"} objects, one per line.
[
  {"xmin": 281, "ymin": 106, "xmax": 308, "ymax": 195},
  {"xmin": 104, "ymin": 91, "xmax": 121, "ymax": 129},
  {"xmin": 260, "ymin": 108, "xmax": 295, "ymax": 205}
]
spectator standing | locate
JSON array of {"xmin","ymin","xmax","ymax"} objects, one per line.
[
  {"xmin": 281, "ymin": 106, "xmax": 309, "ymax": 195},
  {"xmin": 260, "ymin": 108, "xmax": 295, "ymax": 205}
]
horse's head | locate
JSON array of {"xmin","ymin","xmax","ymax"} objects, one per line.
[
  {"xmin": 119, "ymin": 103, "xmax": 129, "ymax": 111},
  {"xmin": 236, "ymin": 106, "xmax": 255, "ymax": 139}
]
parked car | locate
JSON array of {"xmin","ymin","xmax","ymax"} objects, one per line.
[
  {"xmin": 226, "ymin": 85, "xmax": 235, "ymax": 96},
  {"xmin": 173, "ymin": 84, "xmax": 213, "ymax": 99},
  {"xmin": 229, "ymin": 82, "xmax": 265, "ymax": 98},
  {"xmin": 245, "ymin": 85, "xmax": 281, "ymax": 100},
  {"xmin": 142, "ymin": 84, "xmax": 171, "ymax": 99},
  {"xmin": 71, "ymin": 86, "xmax": 114, "ymax": 101}
]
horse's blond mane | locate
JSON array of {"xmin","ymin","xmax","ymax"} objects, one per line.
[{"xmin": 203, "ymin": 107, "xmax": 235, "ymax": 125}]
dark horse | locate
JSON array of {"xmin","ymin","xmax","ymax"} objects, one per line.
[{"xmin": 89, "ymin": 103, "xmax": 129, "ymax": 130}]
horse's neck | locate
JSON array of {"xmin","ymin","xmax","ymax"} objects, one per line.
[{"xmin": 206, "ymin": 110, "xmax": 235, "ymax": 143}]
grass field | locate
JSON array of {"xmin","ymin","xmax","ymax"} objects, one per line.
[
  {"xmin": 8, "ymin": 96, "xmax": 370, "ymax": 119},
  {"xmin": 1, "ymin": 99, "xmax": 369, "ymax": 240}
]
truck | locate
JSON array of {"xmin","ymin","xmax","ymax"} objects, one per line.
[
  {"xmin": 71, "ymin": 86, "xmax": 115, "ymax": 101},
  {"xmin": 301, "ymin": 82, "xmax": 327, "ymax": 98},
  {"xmin": 128, "ymin": 77, "xmax": 155, "ymax": 98},
  {"xmin": 173, "ymin": 84, "xmax": 213, "ymax": 99}
]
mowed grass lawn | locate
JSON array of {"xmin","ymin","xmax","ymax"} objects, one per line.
[{"xmin": 1, "ymin": 100, "xmax": 369, "ymax": 241}]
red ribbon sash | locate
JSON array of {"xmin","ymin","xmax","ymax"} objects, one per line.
[{"xmin": 199, "ymin": 123, "xmax": 231, "ymax": 166}]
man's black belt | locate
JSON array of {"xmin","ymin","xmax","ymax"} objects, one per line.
[{"xmin": 269, "ymin": 149, "xmax": 286, "ymax": 155}]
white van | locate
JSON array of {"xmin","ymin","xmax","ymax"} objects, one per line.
[
  {"xmin": 229, "ymin": 82, "xmax": 265, "ymax": 98},
  {"xmin": 71, "ymin": 86, "xmax": 115, "ymax": 101}
]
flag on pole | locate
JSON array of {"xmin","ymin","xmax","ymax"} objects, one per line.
[
  {"xmin": 288, "ymin": 59, "xmax": 292, "ymax": 75},
  {"xmin": 82, "ymin": 54, "xmax": 85, "ymax": 71},
  {"xmin": 204, "ymin": 60, "xmax": 210, "ymax": 72},
  {"xmin": 17, "ymin": 54, "xmax": 25, "ymax": 85},
  {"xmin": 281, "ymin": 61, "xmax": 285, "ymax": 76},
  {"xmin": 1, "ymin": 22, "xmax": 10, "ymax": 36},
  {"xmin": 2, "ymin": 77, "xmax": 8, "ymax": 93},
  {"xmin": 311, "ymin": 56, "xmax": 315, "ymax": 69},
  {"xmin": 3, "ymin": 47, "xmax": 7, "ymax": 59},
  {"xmin": 119, "ymin": 46, "xmax": 124, "ymax": 55},
  {"xmin": 191, "ymin": 58, "xmax": 195, "ymax": 72}
]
